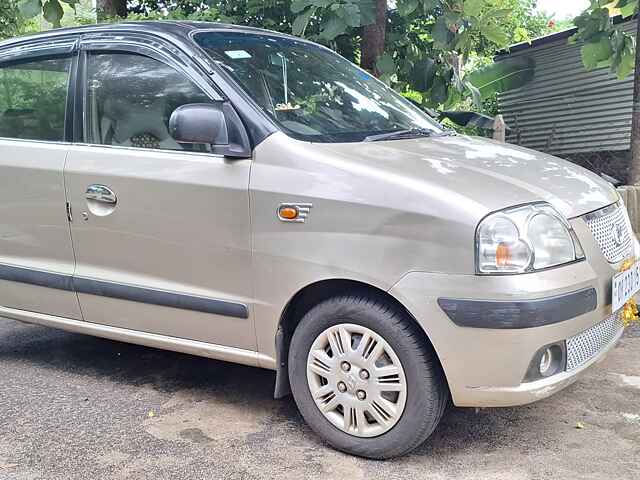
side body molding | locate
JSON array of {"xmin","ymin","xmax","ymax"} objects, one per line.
[{"xmin": 0, "ymin": 263, "xmax": 249, "ymax": 319}]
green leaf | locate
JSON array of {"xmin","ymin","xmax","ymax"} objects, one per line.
[
  {"xmin": 18, "ymin": 0, "xmax": 42, "ymax": 18},
  {"xmin": 291, "ymin": 0, "xmax": 314, "ymax": 14},
  {"xmin": 581, "ymin": 34, "xmax": 613, "ymax": 70},
  {"xmin": 466, "ymin": 56, "xmax": 535, "ymax": 98},
  {"xmin": 616, "ymin": 0, "xmax": 638, "ymax": 18},
  {"xmin": 574, "ymin": 8, "xmax": 611, "ymax": 42},
  {"xmin": 344, "ymin": 15, "xmax": 362, "ymax": 28},
  {"xmin": 463, "ymin": 0, "xmax": 483, "ymax": 17},
  {"xmin": 319, "ymin": 16, "xmax": 348, "ymax": 40},
  {"xmin": 43, "ymin": 0, "xmax": 64, "ymax": 27},
  {"xmin": 454, "ymin": 30, "xmax": 473, "ymax": 53},
  {"xmin": 430, "ymin": 75, "xmax": 449, "ymax": 104},
  {"xmin": 60, "ymin": 0, "xmax": 78, "ymax": 12},
  {"xmin": 432, "ymin": 18, "xmax": 453, "ymax": 48},
  {"xmin": 376, "ymin": 53, "xmax": 395, "ymax": 75},
  {"xmin": 444, "ymin": 11, "xmax": 462, "ymax": 30},
  {"xmin": 398, "ymin": 0, "xmax": 419, "ymax": 16},
  {"xmin": 422, "ymin": 0, "xmax": 439, "ymax": 14},
  {"xmin": 479, "ymin": 23, "xmax": 508, "ymax": 45},
  {"xmin": 616, "ymin": 36, "xmax": 635, "ymax": 79},
  {"xmin": 488, "ymin": 8, "xmax": 511, "ymax": 19},
  {"xmin": 464, "ymin": 80, "xmax": 482, "ymax": 110},
  {"xmin": 343, "ymin": 3, "xmax": 360, "ymax": 17},
  {"xmin": 329, "ymin": 1, "xmax": 360, "ymax": 24},
  {"xmin": 358, "ymin": 0, "xmax": 376, "ymax": 25},
  {"xmin": 410, "ymin": 58, "xmax": 436, "ymax": 91},
  {"xmin": 292, "ymin": 7, "xmax": 316, "ymax": 36},
  {"xmin": 291, "ymin": 0, "xmax": 332, "ymax": 14}
]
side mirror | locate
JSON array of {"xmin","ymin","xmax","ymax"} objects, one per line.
[
  {"xmin": 169, "ymin": 103, "xmax": 228, "ymax": 145},
  {"xmin": 169, "ymin": 103, "xmax": 252, "ymax": 158}
]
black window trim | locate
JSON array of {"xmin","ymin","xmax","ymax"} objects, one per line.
[
  {"xmin": 0, "ymin": 38, "xmax": 80, "ymax": 145},
  {"xmin": 0, "ymin": 40, "xmax": 77, "ymax": 66}
]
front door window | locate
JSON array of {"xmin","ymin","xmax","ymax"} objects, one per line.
[{"xmin": 85, "ymin": 52, "xmax": 215, "ymax": 152}]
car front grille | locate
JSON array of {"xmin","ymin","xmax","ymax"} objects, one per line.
[
  {"xmin": 583, "ymin": 202, "xmax": 633, "ymax": 263},
  {"xmin": 566, "ymin": 312, "xmax": 623, "ymax": 371}
]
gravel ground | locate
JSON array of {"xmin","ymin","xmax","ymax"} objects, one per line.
[{"xmin": 0, "ymin": 318, "xmax": 638, "ymax": 480}]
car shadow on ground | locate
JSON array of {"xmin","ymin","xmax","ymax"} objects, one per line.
[{"xmin": 0, "ymin": 320, "xmax": 587, "ymax": 457}]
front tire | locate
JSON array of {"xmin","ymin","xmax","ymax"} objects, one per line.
[{"xmin": 288, "ymin": 293, "xmax": 447, "ymax": 459}]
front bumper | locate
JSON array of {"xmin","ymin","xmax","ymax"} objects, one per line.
[
  {"xmin": 389, "ymin": 218, "xmax": 633, "ymax": 407},
  {"xmin": 452, "ymin": 315, "xmax": 624, "ymax": 407}
]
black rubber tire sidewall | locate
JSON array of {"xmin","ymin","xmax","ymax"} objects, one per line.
[{"xmin": 288, "ymin": 294, "xmax": 447, "ymax": 459}]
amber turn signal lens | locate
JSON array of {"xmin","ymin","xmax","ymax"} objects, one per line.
[
  {"xmin": 495, "ymin": 242, "xmax": 511, "ymax": 267},
  {"xmin": 279, "ymin": 206, "xmax": 299, "ymax": 220}
]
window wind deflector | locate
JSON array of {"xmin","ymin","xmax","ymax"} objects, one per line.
[{"xmin": 363, "ymin": 128, "xmax": 437, "ymax": 142}]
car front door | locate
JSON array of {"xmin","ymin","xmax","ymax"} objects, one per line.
[
  {"xmin": 0, "ymin": 43, "xmax": 82, "ymax": 320},
  {"xmin": 63, "ymin": 38, "xmax": 254, "ymax": 349}
]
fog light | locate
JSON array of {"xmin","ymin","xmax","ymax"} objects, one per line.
[
  {"xmin": 539, "ymin": 348, "xmax": 553, "ymax": 376},
  {"xmin": 523, "ymin": 342, "xmax": 567, "ymax": 382}
]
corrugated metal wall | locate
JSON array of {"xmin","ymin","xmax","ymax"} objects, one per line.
[{"xmin": 497, "ymin": 20, "xmax": 636, "ymax": 156}]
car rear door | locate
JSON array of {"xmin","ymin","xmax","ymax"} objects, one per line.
[
  {"xmin": 0, "ymin": 41, "xmax": 82, "ymax": 320},
  {"xmin": 63, "ymin": 36, "xmax": 255, "ymax": 349}
]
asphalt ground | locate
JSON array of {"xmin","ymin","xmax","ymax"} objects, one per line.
[{"xmin": 0, "ymin": 318, "xmax": 638, "ymax": 480}]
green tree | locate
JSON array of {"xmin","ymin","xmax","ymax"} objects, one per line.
[
  {"xmin": 118, "ymin": 1, "xmax": 523, "ymax": 109},
  {"xmin": 572, "ymin": 0, "xmax": 637, "ymax": 79},
  {"xmin": 9, "ymin": 0, "xmax": 548, "ymax": 112},
  {"xmin": 97, "ymin": 0, "xmax": 127, "ymax": 21},
  {"xmin": 0, "ymin": 1, "xmax": 24, "ymax": 40},
  {"xmin": 572, "ymin": 1, "xmax": 640, "ymax": 183},
  {"xmin": 15, "ymin": 0, "xmax": 128, "ymax": 26}
]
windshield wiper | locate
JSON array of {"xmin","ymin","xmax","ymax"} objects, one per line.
[{"xmin": 363, "ymin": 128, "xmax": 438, "ymax": 142}]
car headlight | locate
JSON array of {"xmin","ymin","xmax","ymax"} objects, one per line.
[{"xmin": 476, "ymin": 203, "xmax": 585, "ymax": 274}]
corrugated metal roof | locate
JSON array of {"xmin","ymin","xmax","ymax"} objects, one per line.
[
  {"xmin": 495, "ymin": 15, "xmax": 628, "ymax": 57},
  {"xmin": 497, "ymin": 18, "xmax": 635, "ymax": 155}
]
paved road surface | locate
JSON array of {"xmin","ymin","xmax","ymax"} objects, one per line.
[{"xmin": 0, "ymin": 319, "xmax": 638, "ymax": 480}]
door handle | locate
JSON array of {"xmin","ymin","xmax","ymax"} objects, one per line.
[{"xmin": 86, "ymin": 185, "xmax": 117, "ymax": 205}]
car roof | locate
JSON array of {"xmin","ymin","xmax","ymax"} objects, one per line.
[{"xmin": 0, "ymin": 21, "xmax": 301, "ymax": 50}]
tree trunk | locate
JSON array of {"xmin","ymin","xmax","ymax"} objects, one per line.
[
  {"xmin": 629, "ymin": 17, "xmax": 640, "ymax": 184},
  {"xmin": 96, "ymin": 0, "xmax": 127, "ymax": 22},
  {"xmin": 360, "ymin": 0, "xmax": 386, "ymax": 75}
]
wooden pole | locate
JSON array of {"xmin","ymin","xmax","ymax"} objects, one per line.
[
  {"xmin": 493, "ymin": 114, "xmax": 506, "ymax": 143},
  {"xmin": 628, "ymin": 16, "xmax": 640, "ymax": 184}
]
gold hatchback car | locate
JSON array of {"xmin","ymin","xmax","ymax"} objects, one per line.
[{"xmin": 0, "ymin": 22, "xmax": 637, "ymax": 459}]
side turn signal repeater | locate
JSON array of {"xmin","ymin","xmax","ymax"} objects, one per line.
[
  {"xmin": 279, "ymin": 206, "xmax": 299, "ymax": 220},
  {"xmin": 277, "ymin": 203, "xmax": 313, "ymax": 223}
]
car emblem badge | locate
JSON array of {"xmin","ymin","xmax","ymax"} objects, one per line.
[{"xmin": 612, "ymin": 223, "xmax": 625, "ymax": 247}]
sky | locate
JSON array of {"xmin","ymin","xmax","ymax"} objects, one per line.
[{"xmin": 536, "ymin": 0, "xmax": 590, "ymax": 19}]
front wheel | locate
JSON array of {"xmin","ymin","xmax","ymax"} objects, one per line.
[{"xmin": 288, "ymin": 293, "xmax": 448, "ymax": 459}]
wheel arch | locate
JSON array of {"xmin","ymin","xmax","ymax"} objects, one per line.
[{"xmin": 273, "ymin": 278, "xmax": 445, "ymax": 399}]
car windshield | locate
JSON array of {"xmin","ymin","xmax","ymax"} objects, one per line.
[{"xmin": 194, "ymin": 31, "xmax": 444, "ymax": 143}]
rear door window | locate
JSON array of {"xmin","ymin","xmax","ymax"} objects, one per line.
[{"xmin": 0, "ymin": 57, "xmax": 72, "ymax": 142}]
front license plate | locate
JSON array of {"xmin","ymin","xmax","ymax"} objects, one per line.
[{"xmin": 612, "ymin": 260, "xmax": 640, "ymax": 312}]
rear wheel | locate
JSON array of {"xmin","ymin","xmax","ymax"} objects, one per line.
[{"xmin": 288, "ymin": 293, "xmax": 447, "ymax": 459}]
